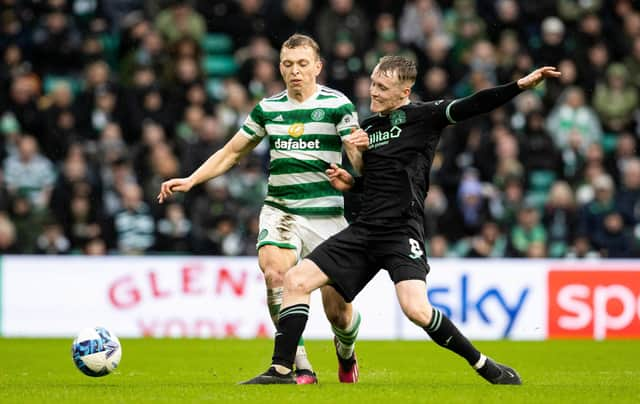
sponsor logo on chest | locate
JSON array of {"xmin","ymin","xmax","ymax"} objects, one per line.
[{"xmin": 368, "ymin": 125, "xmax": 402, "ymax": 149}]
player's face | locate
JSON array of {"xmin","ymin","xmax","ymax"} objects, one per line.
[
  {"xmin": 369, "ymin": 66, "xmax": 411, "ymax": 114},
  {"xmin": 279, "ymin": 46, "xmax": 322, "ymax": 92}
]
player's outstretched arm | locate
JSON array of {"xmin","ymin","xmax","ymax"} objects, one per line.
[
  {"xmin": 326, "ymin": 163, "xmax": 356, "ymax": 192},
  {"xmin": 157, "ymin": 131, "xmax": 260, "ymax": 203},
  {"xmin": 343, "ymin": 128, "xmax": 369, "ymax": 174},
  {"xmin": 447, "ymin": 66, "xmax": 561, "ymax": 123}
]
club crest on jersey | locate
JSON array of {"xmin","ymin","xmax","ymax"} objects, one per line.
[
  {"xmin": 311, "ymin": 109, "xmax": 325, "ymax": 121},
  {"xmin": 258, "ymin": 229, "xmax": 268, "ymax": 241},
  {"xmin": 390, "ymin": 109, "xmax": 406, "ymax": 126},
  {"xmin": 288, "ymin": 122, "xmax": 305, "ymax": 138}
]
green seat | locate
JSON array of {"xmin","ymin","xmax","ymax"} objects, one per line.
[
  {"xmin": 525, "ymin": 191, "xmax": 548, "ymax": 210},
  {"xmin": 43, "ymin": 75, "xmax": 83, "ymax": 95},
  {"xmin": 601, "ymin": 133, "xmax": 618, "ymax": 154},
  {"xmin": 203, "ymin": 55, "xmax": 237, "ymax": 77},
  {"xmin": 206, "ymin": 78, "xmax": 225, "ymax": 100},
  {"xmin": 529, "ymin": 170, "xmax": 556, "ymax": 192},
  {"xmin": 202, "ymin": 33, "xmax": 233, "ymax": 54}
]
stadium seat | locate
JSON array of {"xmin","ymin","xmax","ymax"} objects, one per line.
[
  {"xmin": 601, "ymin": 133, "xmax": 618, "ymax": 154},
  {"xmin": 43, "ymin": 75, "xmax": 84, "ymax": 95},
  {"xmin": 203, "ymin": 55, "xmax": 238, "ymax": 77},
  {"xmin": 202, "ymin": 33, "xmax": 233, "ymax": 54},
  {"xmin": 528, "ymin": 170, "xmax": 556, "ymax": 192},
  {"xmin": 206, "ymin": 78, "xmax": 225, "ymax": 101}
]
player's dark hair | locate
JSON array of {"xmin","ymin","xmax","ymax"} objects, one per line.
[
  {"xmin": 376, "ymin": 56, "xmax": 417, "ymax": 84},
  {"xmin": 281, "ymin": 34, "xmax": 321, "ymax": 60}
]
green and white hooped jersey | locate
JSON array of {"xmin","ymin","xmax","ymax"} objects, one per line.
[{"xmin": 240, "ymin": 85, "xmax": 358, "ymax": 217}]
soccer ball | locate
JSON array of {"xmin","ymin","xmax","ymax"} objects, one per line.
[{"xmin": 71, "ymin": 326, "xmax": 122, "ymax": 377}]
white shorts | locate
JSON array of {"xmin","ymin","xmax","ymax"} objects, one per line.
[{"xmin": 257, "ymin": 204, "xmax": 348, "ymax": 260}]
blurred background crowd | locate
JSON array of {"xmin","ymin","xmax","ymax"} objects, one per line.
[{"xmin": 0, "ymin": 0, "xmax": 639, "ymax": 258}]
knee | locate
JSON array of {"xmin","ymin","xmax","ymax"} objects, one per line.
[
  {"xmin": 262, "ymin": 265, "xmax": 286, "ymax": 287},
  {"xmin": 401, "ymin": 302, "xmax": 432, "ymax": 327},
  {"xmin": 284, "ymin": 267, "xmax": 311, "ymax": 295}
]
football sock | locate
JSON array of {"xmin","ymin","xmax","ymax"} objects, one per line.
[
  {"xmin": 332, "ymin": 310, "xmax": 361, "ymax": 359},
  {"xmin": 294, "ymin": 338, "xmax": 313, "ymax": 371},
  {"xmin": 272, "ymin": 304, "xmax": 309, "ymax": 369},
  {"xmin": 269, "ymin": 288, "xmax": 312, "ymax": 370},
  {"xmin": 424, "ymin": 308, "xmax": 481, "ymax": 366},
  {"xmin": 267, "ymin": 287, "xmax": 283, "ymax": 325}
]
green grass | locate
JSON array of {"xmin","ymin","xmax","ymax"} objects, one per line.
[{"xmin": 1, "ymin": 339, "xmax": 639, "ymax": 403}]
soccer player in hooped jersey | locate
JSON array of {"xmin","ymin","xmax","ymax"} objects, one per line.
[
  {"xmin": 241, "ymin": 56, "xmax": 560, "ymax": 385},
  {"xmin": 157, "ymin": 34, "xmax": 368, "ymax": 384}
]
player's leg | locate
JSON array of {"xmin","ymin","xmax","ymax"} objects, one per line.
[
  {"xmin": 258, "ymin": 245, "xmax": 317, "ymax": 379},
  {"xmin": 394, "ymin": 279, "xmax": 521, "ymax": 385},
  {"xmin": 321, "ymin": 286, "xmax": 360, "ymax": 383},
  {"xmin": 302, "ymin": 215, "xmax": 361, "ymax": 383},
  {"xmin": 256, "ymin": 206, "xmax": 316, "ymax": 380},
  {"xmin": 240, "ymin": 259, "xmax": 330, "ymax": 384}
]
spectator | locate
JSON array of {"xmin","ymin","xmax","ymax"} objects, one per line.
[
  {"xmin": 112, "ymin": 182, "xmax": 155, "ymax": 254},
  {"xmin": 83, "ymin": 237, "xmax": 107, "ymax": 255},
  {"xmin": 507, "ymin": 201, "xmax": 547, "ymax": 257},
  {"xmin": 605, "ymin": 133, "xmax": 636, "ymax": 185},
  {"xmin": 427, "ymin": 234, "xmax": 450, "ymax": 258},
  {"xmin": 267, "ymin": 0, "xmax": 315, "ymax": 45},
  {"xmin": 453, "ymin": 221, "xmax": 506, "ymax": 258},
  {"xmin": 595, "ymin": 212, "xmax": 634, "ymax": 257},
  {"xmin": 592, "ymin": 63, "xmax": 639, "ymax": 133},
  {"xmin": 4, "ymin": 74, "xmax": 42, "ymax": 136},
  {"xmin": 316, "ymin": 0, "xmax": 370, "ymax": 56},
  {"xmin": 577, "ymin": 174, "xmax": 618, "ymax": 250},
  {"xmin": 398, "ymin": 0, "xmax": 445, "ymax": 49},
  {"xmin": 452, "ymin": 171, "xmax": 492, "ymax": 239},
  {"xmin": 543, "ymin": 181, "xmax": 577, "ymax": 257},
  {"xmin": 616, "ymin": 158, "xmax": 640, "ymax": 229},
  {"xmin": 31, "ymin": 9, "xmax": 82, "ymax": 75},
  {"xmin": 0, "ymin": 212, "xmax": 18, "ymax": 253},
  {"xmin": 155, "ymin": 202, "xmax": 192, "ymax": 252},
  {"xmin": 35, "ymin": 218, "xmax": 71, "ymax": 254},
  {"xmin": 4, "ymin": 135, "xmax": 56, "ymax": 211},
  {"xmin": 535, "ymin": 16, "xmax": 569, "ymax": 66},
  {"xmin": 154, "ymin": 1, "xmax": 206, "ymax": 44},
  {"xmin": 546, "ymin": 86, "xmax": 602, "ymax": 155}
]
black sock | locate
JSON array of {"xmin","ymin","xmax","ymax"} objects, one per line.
[
  {"xmin": 272, "ymin": 304, "xmax": 309, "ymax": 369},
  {"xmin": 424, "ymin": 308, "xmax": 481, "ymax": 366}
]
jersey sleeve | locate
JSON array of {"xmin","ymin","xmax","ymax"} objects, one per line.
[
  {"xmin": 334, "ymin": 102, "xmax": 359, "ymax": 137},
  {"xmin": 240, "ymin": 102, "xmax": 267, "ymax": 140},
  {"xmin": 418, "ymin": 99, "xmax": 457, "ymax": 130}
]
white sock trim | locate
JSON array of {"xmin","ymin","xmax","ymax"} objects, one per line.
[
  {"xmin": 295, "ymin": 345, "xmax": 313, "ymax": 371},
  {"xmin": 473, "ymin": 354, "xmax": 487, "ymax": 370}
]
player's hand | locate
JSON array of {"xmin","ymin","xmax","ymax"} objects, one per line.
[
  {"xmin": 326, "ymin": 163, "xmax": 355, "ymax": 191},
  {"xmin": 517, "ymin": 66, "xmax": 561, "ymax": 89},
  {"xmin": 344, "ymin": 128, "xmax": 369, "ymax": 152},
  {"xmin": 157, "ymin": 177, "xmax": 195, "ymax": 204}
]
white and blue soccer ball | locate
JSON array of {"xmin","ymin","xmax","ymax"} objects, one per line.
[{"xmin": 71, "ymin": 326, "xmax": 122, "ymax": 377}]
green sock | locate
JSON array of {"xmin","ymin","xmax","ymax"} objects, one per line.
[{"xmin": 332, "ymin": 310, "xmax": 361, "ymax": 359}]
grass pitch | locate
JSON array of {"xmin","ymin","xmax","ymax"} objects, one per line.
[{"xmin": 1, "ymin": 339, "xmax": 639, "ymax": 403}]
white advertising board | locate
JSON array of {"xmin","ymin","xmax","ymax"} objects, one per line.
[{"xmin": 2, "ymin": 256, "xmax": 639, "ymax": 340}]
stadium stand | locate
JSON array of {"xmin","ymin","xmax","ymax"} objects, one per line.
[{"xmin": 0, "ymin": 0, "xmax": 638, "ymax": 258}]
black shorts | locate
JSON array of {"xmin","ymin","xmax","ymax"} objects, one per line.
[{"xmin": 307, "ymin": 220, "xmax": 430, "ymax": 302}]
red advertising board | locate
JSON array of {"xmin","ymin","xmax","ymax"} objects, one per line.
[{"xmin": 548, "ymin": 270, "xmax": 640, "ymax": 339}]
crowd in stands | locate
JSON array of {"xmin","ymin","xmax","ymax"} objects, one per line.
[{"xmin": 0, "ymin": 0, "xmax": 639, "ymax": 258}]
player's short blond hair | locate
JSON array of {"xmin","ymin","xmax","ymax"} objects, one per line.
[
  {"xmin": 375, "ymin": 56, "xmax": 417, "ymax": 84},
  {"xmin": 281, "ymin": 34, "xmax": 321, "ymax": 60}
]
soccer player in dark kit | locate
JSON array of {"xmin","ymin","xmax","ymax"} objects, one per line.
[{"xmin": 241, "ymin": 56, "xmax": 560, "ymax": 385}]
